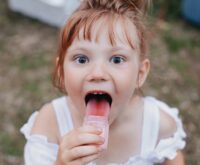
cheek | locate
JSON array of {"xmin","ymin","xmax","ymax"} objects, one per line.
[
  {"xmin": 115, "ymin": 66, "xmax": 139, "ymax": 93},
  {"xmin": 63, "ymin": 65, "xmax": 81, "ymax": 94}
]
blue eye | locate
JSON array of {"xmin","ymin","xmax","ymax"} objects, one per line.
[
  {"xmin": 74, "ymin": 55, "xmax": 89, "ymax": 64},
  {"xmin": 110, "ymin": 56, "xmax": 125, "ymax": 64}
]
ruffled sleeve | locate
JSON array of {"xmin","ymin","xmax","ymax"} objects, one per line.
[
  {"xmin": 148, "ymin": 98, "xmax": 187, "ymax": 163},
  {"xmin": 20, "ymin": 112, "xmax": 59, "ymax": 165}
]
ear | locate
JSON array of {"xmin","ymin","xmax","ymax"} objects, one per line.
[{"xmin": 138, "ymin": 58, "xmax": 150, "ymax": 87}]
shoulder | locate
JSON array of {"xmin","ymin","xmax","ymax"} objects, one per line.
[
  {"xmin": 31, "ymin": 103, "xmax": 60, "ymax": 144},
  {"xmin": 145, "ymin": 97, "xmax": 178, "ymax": 140},
  {"xmin": 158, "ymin": 107, "xmax": 177, "ymax": 140},
  {"xmin": 146, "ymin": 98, "xmax": 187, "ymax": 161}
]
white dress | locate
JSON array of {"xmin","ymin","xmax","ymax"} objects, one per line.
[{"xmin": 20, "ymin": 96, "xmax": 186, "ymax": 165}]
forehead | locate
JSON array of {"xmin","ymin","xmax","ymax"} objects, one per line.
[{"xmin": 73, "ymin": 15, "xmax": 140, "ymax": 50}]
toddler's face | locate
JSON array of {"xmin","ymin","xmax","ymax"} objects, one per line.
[{"xmin": 63, "ymin": 18, "xmax": 146, "ymax": 124}]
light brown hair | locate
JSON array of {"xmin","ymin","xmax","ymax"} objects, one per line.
[{"xmin": 53, "ymin": 0, "xmax": 149, "ymax": 92}]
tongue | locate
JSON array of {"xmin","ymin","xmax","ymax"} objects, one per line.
[{"xmin": 86, "ymin": 99, "xmax": 110, "ymax": 118}]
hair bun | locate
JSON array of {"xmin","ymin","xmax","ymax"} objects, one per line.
[{"xmin": 80, "ymin": 0, "xmax": 149, "ymax": 13}]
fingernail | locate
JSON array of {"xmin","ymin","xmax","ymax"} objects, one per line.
[{"xmin": 94, "ymin": 127, "xmax": 102, "ymax": 133}]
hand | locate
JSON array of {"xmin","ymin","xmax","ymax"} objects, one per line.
[{"xmin": 55, "ymin": 125, "xmax": 104, "ymax": 165}]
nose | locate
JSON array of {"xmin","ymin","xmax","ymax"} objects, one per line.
[{"xmin": 87, "ymin": 62, "xmax": 109, "ymax": 82}]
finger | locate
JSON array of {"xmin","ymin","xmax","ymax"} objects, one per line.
[
  {"xmin": 63, "ymin": 125, "xmax": 102, "ymax": 142},
  {"xmin": 61, "ymin": 125, "xmax": 102, "ymax": 144},
  {"xmin": 78, "ymin": 125, "xmax": 102, "ymax": 135},
  {"xmin": 69, "ymin": 145, "xmax": 102, "ymax": 160},
  {"xmin": 60, "ymin": 125, "xmax": 104, "ymax": 150},
  {"xmin": 73, "ymin": 153, "xmax": 100, "ymax": 165},
  {"xmin": 67, "ymin": 133, "xmax": 105, "ymax": 149}
]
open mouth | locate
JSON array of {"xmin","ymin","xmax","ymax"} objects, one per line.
[{"xmin": 85, "ymin": 92, "xmax": 112, "ymax": 106}]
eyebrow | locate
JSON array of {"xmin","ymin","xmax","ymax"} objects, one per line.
[
  {"xmin": 110, "ymin": 46, "xmax": 132, "ymax": 52},
  {"xmin": 67, "ymin": 47, "xmax": 90, "ymax": 54},
  {"xmin": 68, "ymin": 46, "xmax": 132, "ymax": 53}
]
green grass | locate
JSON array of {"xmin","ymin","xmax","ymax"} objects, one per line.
[
  {"xmin": 24, "ymin": 81, "xmax": 39, "ymax": 93},
  {"xmin": 151, "ymin": 0, "xmax": 182, "ymax": 20},
  {"xmin": 169, "ymin": 58, "xmax": 189, "ymax": 73},
  {"xmin": 15, "ymin": 53, "xmax": 50, "ymax": 71},
  {"xmin": 163, "ymin": 30, "xmax": 200, "ymax": 53},
  {"xmin": 164, "ymin": 34, "xmax": 186, "ymax": 53},
  {"xmin": 0, "ymin": 41, "xmax": 5, "ymax": 52},
  {"xmin": 0, "ymin": 133, "xmax": 23, "ymax": 156}
]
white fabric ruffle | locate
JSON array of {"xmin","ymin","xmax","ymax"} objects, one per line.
[
  {"xmin": 143, "ymin": 97, "xmax": 186, "ymax": 163},
  {"xmin": 20, "ymin": 112, "xmax": 59, "ymax": 165}
]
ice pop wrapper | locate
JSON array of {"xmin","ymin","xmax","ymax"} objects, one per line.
[{"xmin": 83, "ymin": 99, "xmax": 110, "ymax": 150}]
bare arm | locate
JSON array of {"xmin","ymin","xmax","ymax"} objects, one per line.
[{"xmin": 160, "ymin": 151, "xmax": 185, "ymax": 165}]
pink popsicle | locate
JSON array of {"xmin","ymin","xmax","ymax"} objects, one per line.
[{"xmin": 84, "ymin": 99, "xmax": 110, "ymax": 149}]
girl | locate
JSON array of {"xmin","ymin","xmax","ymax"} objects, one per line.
[{"xmin": 20, "ymin": 0, "xmax": 186, "ymax": 164}]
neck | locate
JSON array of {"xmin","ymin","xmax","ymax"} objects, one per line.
[{"xmin": 110, "ymin": 95, "xmax": 144, "ymax": 131}]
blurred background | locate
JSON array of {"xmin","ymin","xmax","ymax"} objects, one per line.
[{"xmin": 0, "ymin": 0, "xmax": 200, "ymax": 164}]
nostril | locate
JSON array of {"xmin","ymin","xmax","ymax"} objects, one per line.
[
  {"xmin": 90, "ymin": 77, "xmax": 107, "ymax": 82},
  {"xmin": 87, "ymin": 73, "xmax": 108, "ymax": 82}
]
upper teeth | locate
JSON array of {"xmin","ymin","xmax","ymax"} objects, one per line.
[{"xmin": 93, "ymin": 92, "xmax": 104, "ymax": 95}]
